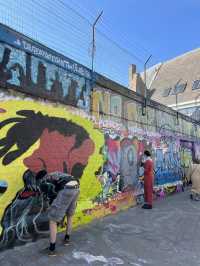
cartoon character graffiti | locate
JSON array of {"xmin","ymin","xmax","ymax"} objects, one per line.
[
  {"xmin": 0, "ymin": 102, "xmax": 103, "ymax": 248},
  {"xmin": 95, "ymin": 135, "xmax": 121, "ymax": 201}
]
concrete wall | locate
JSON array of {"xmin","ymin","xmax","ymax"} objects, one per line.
[{"xmin": 0, "ymin": 25, "xmax": 200, "ymax": 249}]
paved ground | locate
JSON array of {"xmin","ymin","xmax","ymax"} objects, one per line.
[{"xmin": 0, "ymin": 189, "xmax": 200, "ymax": 266}]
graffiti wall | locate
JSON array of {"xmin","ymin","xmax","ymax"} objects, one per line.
[
  {"xmin": 0, "ymin": 97, "xmax": 149, "ymax": 249},
  {"xmin": 0, "ymin": 42, "xmax": 90, "ymax": 111},
  {"xmin": 0, "ymin": 87, "xmax": 199, "ymax": 249},
  {"xmin": 0, "ymin": 24, "xmax": 200, "ymax": 250},
  {"xmin": 92, "ymin": 86, "xmax": 200, "ymax": 197}
]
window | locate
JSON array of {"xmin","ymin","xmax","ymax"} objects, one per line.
[
  {"xmin": 192, "ymin": 80, "xmax": 200, "ymax": 90},
  {"xmin": 162, "ymin": 87, "xmax": 171, "ymax": 97},
  {"xmin": 171, "ymin": 82, "xmax": 187, "ymax": 95}
]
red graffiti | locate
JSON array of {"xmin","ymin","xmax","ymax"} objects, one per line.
[
  {"xmin": 23, "ymin": 128, "xmax": 94, "ymax": 174},
  {"xmin": 106, "ymin": 138, "xmax": 120, "ymax": 153},
  {"xmin": 67, "ymin": 138, "xmax": 95, "ymax": 174}
]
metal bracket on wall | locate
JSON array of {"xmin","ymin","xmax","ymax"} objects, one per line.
[{"xmin": 142, "ymin": 98, "xmax": 147, "ymax": 116}]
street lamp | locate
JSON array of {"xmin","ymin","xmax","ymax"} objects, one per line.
[
  {"xmin": 90, "ymin": 11, "xmax": 103, "ymax": 114},
  {"xmin": 91, "ymin": 11, "xmax": 103, "ymax": 73}
]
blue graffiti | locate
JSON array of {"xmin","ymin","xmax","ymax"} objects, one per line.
[{"xmin": 154, "ymin": 143, "xmax": 183, "ymax": 185}]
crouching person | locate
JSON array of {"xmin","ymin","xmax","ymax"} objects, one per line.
[
  {"xmin": 37, "ymin": 170, "xmax": 80, "ymax": 256},
  {"xmin": 187, "ymin": 159, "xmax": 200, "ymax": 201}
]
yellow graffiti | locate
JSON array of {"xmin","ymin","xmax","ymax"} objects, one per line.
[
  {"xmin": 92, "ymin": 90, "xmax": 102, "ymax": 120},
  {"xmin": 110, "ymin": 95, "xmax": 122, "ymax": 117},
  {"xmin": 92, "ymin": 89, "xmax": 110, "ymax": 120},
  {"xmin": 0, "ymin": 100, "xmax": 104, "ymax": 235},
  {"xmin": 125, "ymin": 101, "xmax": 136, "ymax": 122}
]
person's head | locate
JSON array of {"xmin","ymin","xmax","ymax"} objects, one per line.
[
  {"xmin": 193, "ymin": 158, "xmax": 200, "ymax": 164},
  {"xmin": 144, "ymin": 150, "xmax": 151, "ymax": 157}
]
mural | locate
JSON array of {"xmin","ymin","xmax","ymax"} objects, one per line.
[
  {"xmin": 0, "ymin": 90, "xmax": 198, "ymax": 249},
  {"xmin": 0, "ymin": 100, "xmax": 103, "ymax": 249},
  {"xmin": 92, "ymin": 87, "xmax": 196, "ymax": 200},
  {"xmin": 0, "ymin": 24, "xmax": 199, "ymax": 251},
  {"xmin": 0, "ymin": 43, "xmax": 90, "ymax": 111},
  {"xmin": 0, "ymin": 99, "xmax": 140, "ymax": 249},
  {"xmin": 95, "ymin": 135, "xmax": 139, "ymax": 202},
  {"xmin": 154, "ymin": 136, "xmax": 182, "ymax": 185}
]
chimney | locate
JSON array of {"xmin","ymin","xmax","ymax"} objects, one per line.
[{"xmin": 129, "ymin": 64, "xmax": 137, "ymax": 92}]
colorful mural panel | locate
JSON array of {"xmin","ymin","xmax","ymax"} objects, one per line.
[
  {"xmin": 0, "ymin": 99, "xmax": 144, "ymax": 249},
  {"xmin": 0, "ymin": 100, "xmax": 104, "ymax": 248},
  {"xmin": 0, "ymin": 23, "xmax": 199, "ymax": 251},
  {"xmin": 0, "ymin": 91, "xmax": 198, "ymax": 249},
  {"xmin": 154, "ymin": 137, "xmax": 182, "ymax": 185},
  {"xmin": 0, "ymin": 43, "xmax": 91, "ymax": 111},
  {"xmin": 91, "ymin": 87, "xmax": 196, "ymax": 191}
]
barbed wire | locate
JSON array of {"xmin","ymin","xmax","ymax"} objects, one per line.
[
  {"xmin": 0, "ymin": 0, "xmax": 155, "ymax": 86},
  {"xmin": 62, "ymin": 0, "xmax": 153, "ymax": 60}
]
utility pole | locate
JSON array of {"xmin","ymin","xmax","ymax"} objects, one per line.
[{"xmin": 142, "ymin": 55, "xmax": 152, "ymax": 116}]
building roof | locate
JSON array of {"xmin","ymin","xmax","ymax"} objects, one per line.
[{"xmin": 149, "ymin": 48, "xmax": 200, "ymax": 108}]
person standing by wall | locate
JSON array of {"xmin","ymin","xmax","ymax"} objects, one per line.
[
  {"xmin": 187, "ymin": 158, "xmax": 200, "ymax": 201},
  {"xmin": 141, "ymin": 150, "xmax": 154, "ymax": 209}
]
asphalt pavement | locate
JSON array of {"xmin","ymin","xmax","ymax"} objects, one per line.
[{"xmin": 0, "ymin": 189, "xmax": 199, "ymax": 266}]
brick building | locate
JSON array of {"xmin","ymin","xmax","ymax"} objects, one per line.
[{"xmin": 129, "ymin": 48, "xmax": 200, "ymax": 121}]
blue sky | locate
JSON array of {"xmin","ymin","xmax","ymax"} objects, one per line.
[
  {"xmin": 83, "ymin": 0, "xmax": 200, "ymax": 63},
  {"xmin": 0, "ymin": 0, "xmax": 200, "ymax": 86}
]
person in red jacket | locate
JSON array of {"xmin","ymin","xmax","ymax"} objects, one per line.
[{"xmin": 141, "ymin": 150, "xmax": 154, "ymax": 209}]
